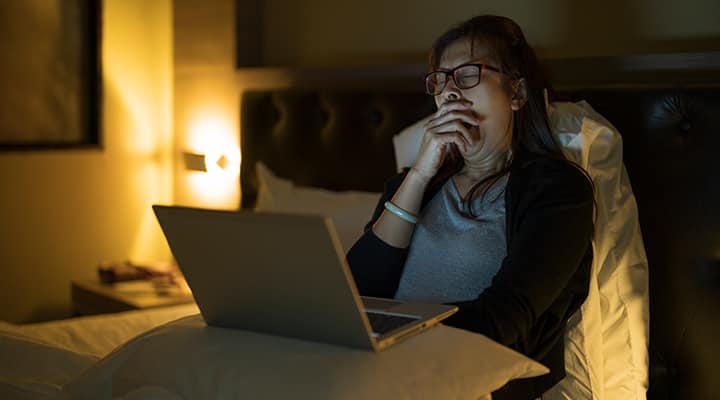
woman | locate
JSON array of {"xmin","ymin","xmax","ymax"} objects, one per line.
[{"xmin": 347, "ymin": 15, "xmax": 594, "ymax": 399}]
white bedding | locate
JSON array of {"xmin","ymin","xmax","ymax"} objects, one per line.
[
  {"xmin": 1, "ymin": 305, "xmax": 546, "ymax": 399},
  {"xmin": 0, "ymin": 304, "xmax": 200, "ymax": 358},
  {"xmin": 63, "ymin": 314, "xmax": 546, "ymax": 400},
  {"xmin": 0, "ymin": 304, "xmax": 199, "ymax": 400},
  {"xmin": 0, "ymin": 332, "xmax": 97, "ymax": 400}
]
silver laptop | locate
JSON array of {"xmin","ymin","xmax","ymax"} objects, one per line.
[{"xmin": 153, "ymin": 205, "xmax": 457, "ymax": 351}]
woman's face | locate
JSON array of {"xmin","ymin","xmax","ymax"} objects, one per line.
[{"xmin": 434, "ymin": 37, "xmax": 516, "ymax": 161}]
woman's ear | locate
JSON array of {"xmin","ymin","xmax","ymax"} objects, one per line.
[{"xmin": 510, "ymin": 78, "xmax": 528, "ymax": 111}]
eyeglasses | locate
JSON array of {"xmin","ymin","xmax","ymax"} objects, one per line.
[{"xmin": 424, "ymin": 63, "xmax": 502, "ymax": 96}]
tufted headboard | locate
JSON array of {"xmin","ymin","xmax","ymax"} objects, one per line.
[{"xmin": 239, "ymin": 52, "xmax": 720, "ymax": 399}]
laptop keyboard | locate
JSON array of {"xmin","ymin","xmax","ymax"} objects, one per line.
[{"xmin": 366, "ymin": 311, "xmax": 420, "ymax": 335}]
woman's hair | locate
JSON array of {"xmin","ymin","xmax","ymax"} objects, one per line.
[{"xmin": 427, "ymin": 15, "xmax": 577, "ymax": 215}]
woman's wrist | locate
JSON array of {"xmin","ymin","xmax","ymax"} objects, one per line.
[
  {"xmin": 371, "ymin": 168, "xmax": 430, "ymax": 249},
  {"xmin": 406, "ymin": 167, "xmax": 433, "ymax": 188}
]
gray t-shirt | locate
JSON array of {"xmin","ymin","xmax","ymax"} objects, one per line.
[{"xmin": 394, "ymin": 175, "xmax": 508, "ymax": 304}]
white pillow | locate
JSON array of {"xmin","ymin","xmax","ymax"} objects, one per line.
[
  {"xmin": 62, "ymin": 314, "xmax": 548, "ymax": 399},
  {"xmin": 0, "ymin": 330, "xmax": 98, "ymax": 399},
  {"xmin": 254, "ymin": 162, "xmax": 381, "ymax": 253},
  {"xmin": 3, "ymin": 304, "xmax": 200, "ymax": 358},
  {"xmin": 392, "ymin": 103, "xmax": 650, "ymax": 400},
  {"xmin": 392, "ymin": 115, "xmax": 431, "ymax": 173},
  {"xmin": 545, "ymin": 101, "xmax": 649, "ymax": 400}
]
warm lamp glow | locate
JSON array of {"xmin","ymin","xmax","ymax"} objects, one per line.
[
  {"xmin": 187, "ymin": 115, "xmax": 240, "ymax": 175},
  {"xmin": 183, "ymin": 112, "xmax": 241, "ymax": 209},
  {"xmin": 204, "ymin": 147, "xmax": 240, "ymax": 177},
  {"xmin": 188, "ymin": 117, "xmax": 234, "ymax": 152},
  {"xmin": 102, "ymin": 0, "xmax": 174, "ymax": 263},
  {"xmin": 183, "ymin": 150, "xmax": 241, "ymax": 176},
  {"xmin": 186, "ymin": 171, "xmax": 239, "ymax": 209}
]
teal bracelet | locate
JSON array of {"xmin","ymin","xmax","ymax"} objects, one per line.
[{"xmin": 384, "ymin": 201, "xmax": 419, "ymax": 224}]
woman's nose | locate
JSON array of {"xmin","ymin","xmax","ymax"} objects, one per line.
[
  {"xmin": 445, "ymin": 91, "xmax": 461, "ymax": 101},
  {"xmin": 442, "ymin": 78, "xmax": 462, "ymax": 101}
]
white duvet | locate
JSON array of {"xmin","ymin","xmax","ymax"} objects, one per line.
[
  {"xmin": 0, "ymin": 304, "xmax": 199, "ymax": 400},
  {"xmin": 63, "ymin": 315, "xmax": 545, "ymax": 400},
  {"xmin": 1, "ymin": 308, "xmax": 545, "ymax": 400}
]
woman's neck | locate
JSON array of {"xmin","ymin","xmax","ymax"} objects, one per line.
[
  {"xmin": 451, "ymin": 151, "xmax": 510, "ymax": 199},
  {"xmin": 458, "ymin": 151, "xmax": 509, "ymax": 182}
]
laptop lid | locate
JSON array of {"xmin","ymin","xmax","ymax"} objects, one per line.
[{"xmin": 153, "ymin": 205, "xmax": 379, "ymax": 349}]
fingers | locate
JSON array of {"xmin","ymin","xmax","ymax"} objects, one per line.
[
  {"xmin": 413, "ymin": 119, "xmax": 470, "ymax": 180},
  {"xmin": 425, "ymin": 101, "xmax": 475, "ymax": 126},
  {"xmin": 427, "ymin": 111, "xmax": 480, "ymax": 131},
  {"xmin": 425, "ymin": 111, "xmax": 478, "ymax": 150},
  {"xmin": 425, "ymin": 121, "xmax": 472, "ymax": 152},
  {"xmin": 433, "ymin": 99, "xmax": 474, "ymax": 118},
  {"xmin": 412, "ymin": 100, "xmax": 480, "ymax": 179},
  {"xmin": 424, "ymin": 101, "xmax": 481, "ymax": 147}
]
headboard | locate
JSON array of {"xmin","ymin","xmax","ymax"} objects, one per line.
[{"xmin": 239, "ymin": 52, "xmax": 720, "ymax": 399}]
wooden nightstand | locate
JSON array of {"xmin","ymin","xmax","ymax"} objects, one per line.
[{"xmin": 71, "ymin": 279, "xmax": 195, "ymax": 315}]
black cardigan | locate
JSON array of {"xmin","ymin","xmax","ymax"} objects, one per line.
[{"xmin": 346, "ymin": 155, "xmax": 594, "ymax": 399}]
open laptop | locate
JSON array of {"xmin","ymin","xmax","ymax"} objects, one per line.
[{"xmin": 152, "ymin": 205, "xmax": 457, "ymax": 351}]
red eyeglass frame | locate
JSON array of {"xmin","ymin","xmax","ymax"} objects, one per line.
[{"xmin": 424, "ymin": 63, "xmax": 503, "ymax": 95}]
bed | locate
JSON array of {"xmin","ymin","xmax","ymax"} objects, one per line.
[{"xmin": 1, "ymin": 52, "xmax": 718, "ymax": 400}]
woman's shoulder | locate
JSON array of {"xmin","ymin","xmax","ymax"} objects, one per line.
[{"xmin": 509, "ymin": 154, "xmax": 593, "ymax": 197}]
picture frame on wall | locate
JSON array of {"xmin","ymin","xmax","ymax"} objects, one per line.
[{"xmin": 0, "ymin": 0, "xmax": 101, "ymax": 150}]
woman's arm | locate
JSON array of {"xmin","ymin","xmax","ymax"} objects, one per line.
[
  {"xmin": 346, "ymin": 171, "xmax": 410, "ymax": 298},
  {"xmin": 374, "ymin": 100, "xmax": 479, "ymax": 248},
  {"xmin": 348, "ymin": 100, "xmax": 483, "ymax": 297},
  {"xmin": 370, "ymin": 169, "xmax": 429, "ymax": 248},
  {"xmin": 442, "ymin": 160, "xmax": 594, "ymax": 349}
]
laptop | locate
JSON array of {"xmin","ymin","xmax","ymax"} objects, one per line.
[{"xmin": 152, "ymin": 205, "xmax": 458, "ymax": 351}]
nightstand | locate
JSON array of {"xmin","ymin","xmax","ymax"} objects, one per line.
[{"xmin": 71, "ymin": 279, "xmax": 195, "ymax": 315}]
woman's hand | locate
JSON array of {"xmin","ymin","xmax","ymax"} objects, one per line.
[{"xmin": 410, "ymin": 100, "xmax": 480, "ymax": 183}]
